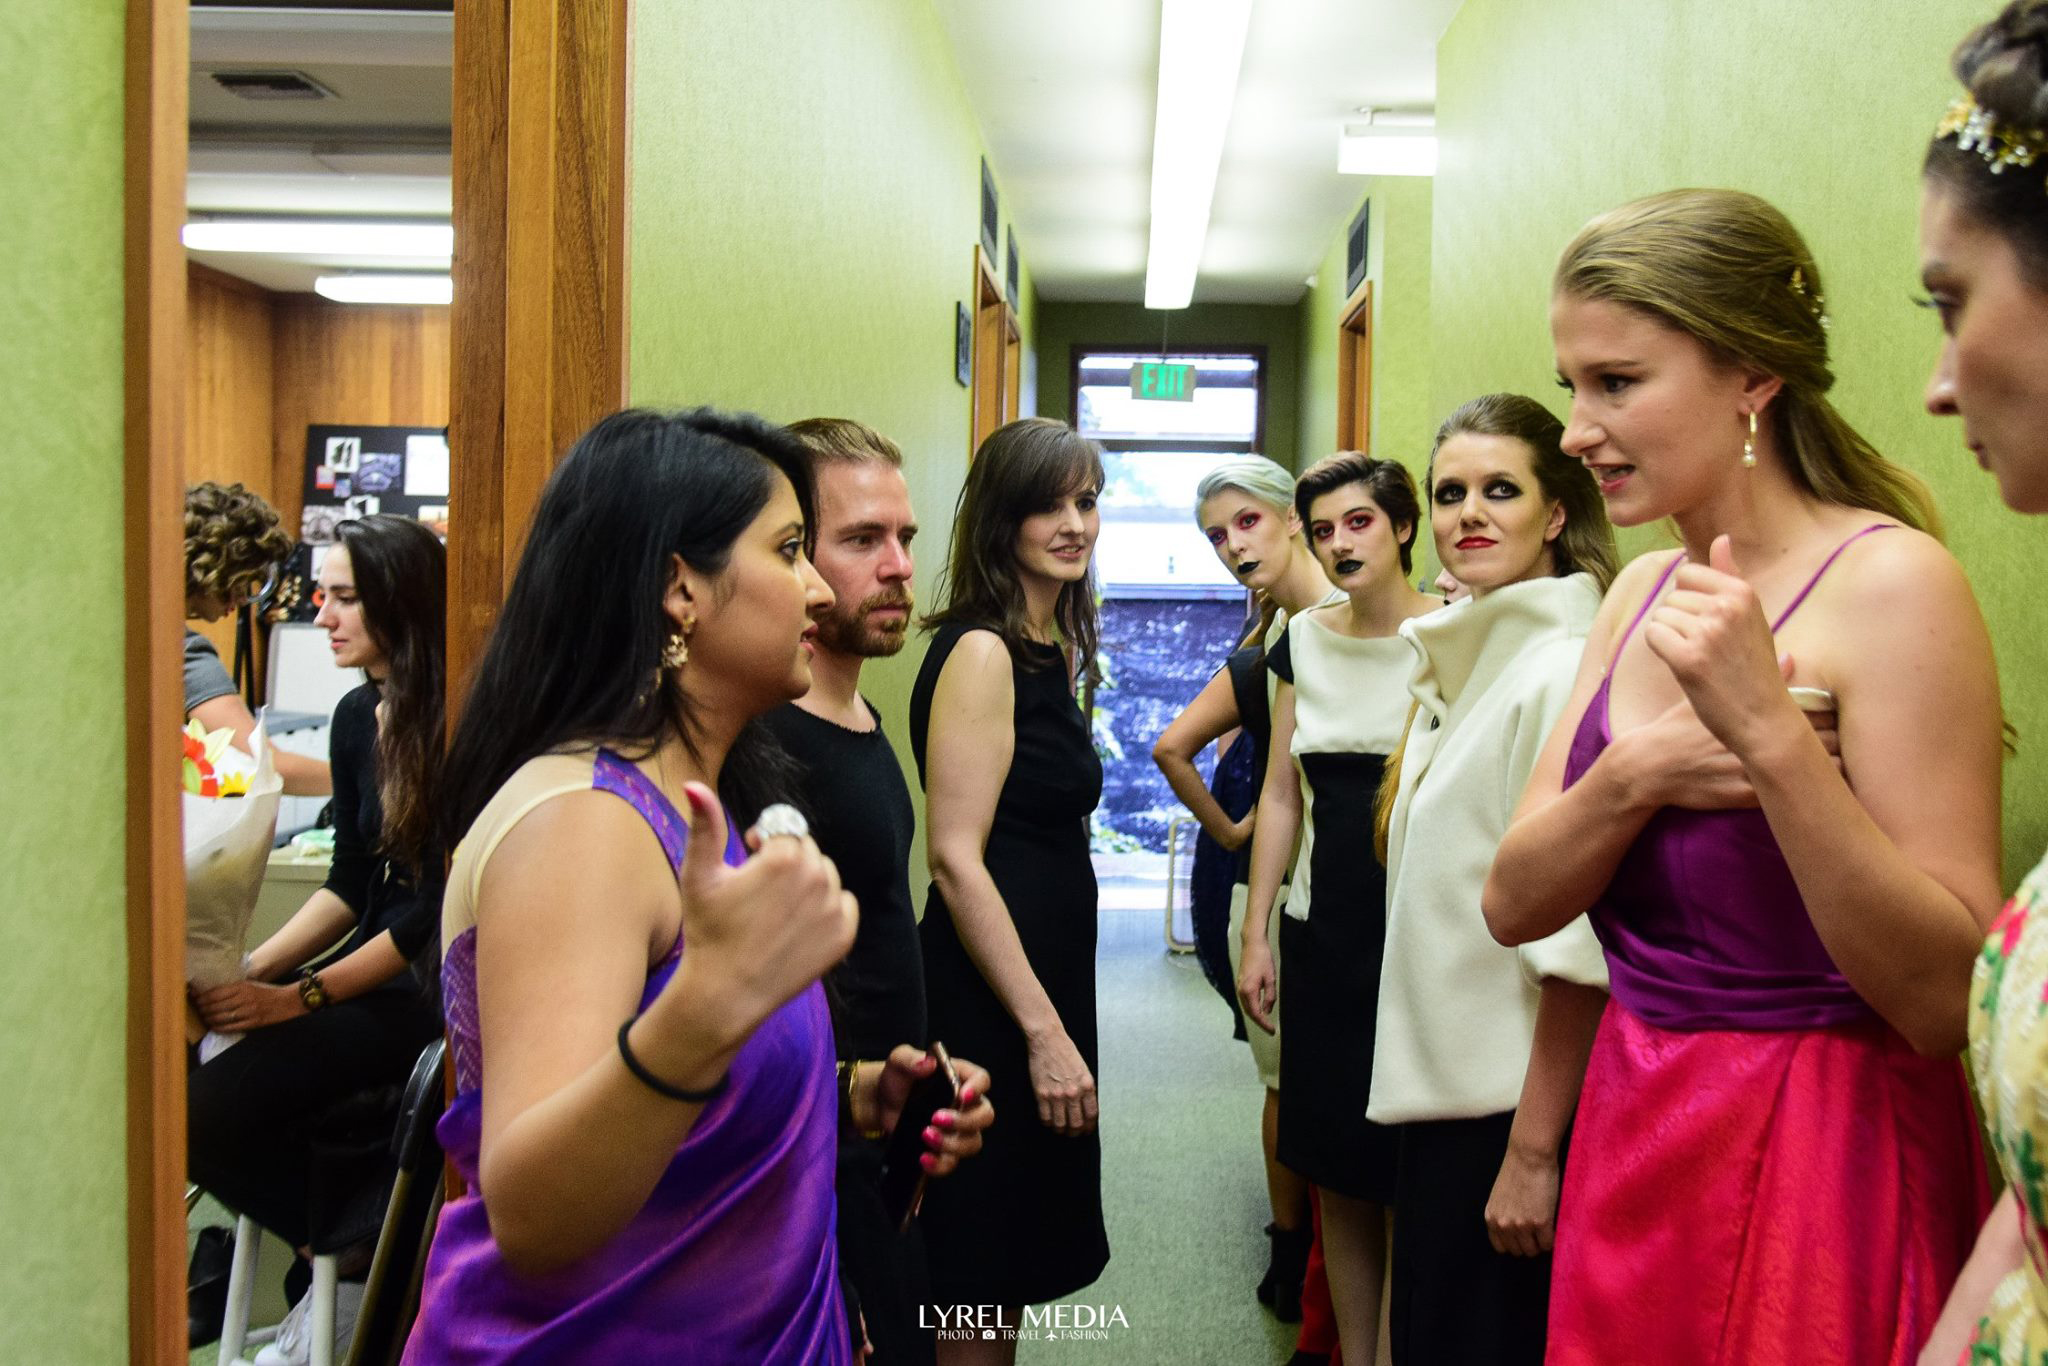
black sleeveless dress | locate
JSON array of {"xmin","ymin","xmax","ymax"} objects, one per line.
[{"xmin": 910, "ymin": 623, "xmax": 1110, "ymax": 1306}]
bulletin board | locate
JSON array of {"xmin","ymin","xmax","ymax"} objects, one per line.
[
  {"xmin": 299, "ymin": 423, "xmax": 450, "ymax": 544},
  {"xmin": 264, "ymin": 422, "xmax": 451, "ymax": 623}
]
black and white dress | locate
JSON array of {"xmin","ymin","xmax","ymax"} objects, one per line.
[{"xmin": 1268, "ymin": 609, "xmax": 1414, "ymax": 1201}]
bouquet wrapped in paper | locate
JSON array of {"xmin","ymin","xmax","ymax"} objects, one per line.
[{"xmin": 183, "ymin": 717, "xmax": 285, "ymax": 991}]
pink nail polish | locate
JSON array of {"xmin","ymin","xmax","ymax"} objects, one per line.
[
  {"xmin": 934, "ymin": 1111, "xmax": 955, "ymax": 1128},
  {"xmin": 922, "ymin": 1127, "xmax": 940, "ymax": 1146},
  {"xmin": 920, "ymin": 1152, "xmax": 937, "ymax": 1172}
]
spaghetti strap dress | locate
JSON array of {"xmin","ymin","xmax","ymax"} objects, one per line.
[
  {"xmin": 1546, "ymin": 526, "xmax": 1989, "ymax": 1366},
  {"xmin": 910, "ymin": 623, "xmax": 1110, "ymax": 1307}
]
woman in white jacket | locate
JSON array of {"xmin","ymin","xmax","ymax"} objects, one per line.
[{"xmin": 1372, "ymin": 394, "xmax": 1617, "ymax": 1364}]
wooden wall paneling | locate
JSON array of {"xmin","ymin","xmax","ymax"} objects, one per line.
[
  {"xmin": 448, "ymin": 0, "xmax": 629, "ymax": 710},
  {"xmin": 125, "ymin": 0, "xmax": 188, "ymax": 1358},
  {"xmin": 270, "ymin": 300, "xmax": 452, "ymax": 538},
  {"xmin": 184, "ymin": 263, "xmax": 278, "ymax": 664}
]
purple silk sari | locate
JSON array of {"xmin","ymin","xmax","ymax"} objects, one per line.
[{"xmin": 404, "ymin": 752, "xmax": 850, "ymax": 1364}]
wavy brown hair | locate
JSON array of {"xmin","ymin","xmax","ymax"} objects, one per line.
[
  {"xmin": 924, "ymin": 417, "xmax": 1104, "ymax": 676},
  {"xmin": 1293, "ymin": 452, "xmax": 1421, "ymax": 576},
  {"xmin": 1555, "ymin": 189, "xmax": 1940, "ymax": 536},
  {"xmin": 184, "ymin": 481, "xmax": 293, "ymax": 602}
]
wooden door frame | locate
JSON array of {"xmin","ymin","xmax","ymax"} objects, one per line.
[
  {"xmin": 450, "ymin": 0, "xmax": 632, "ymax": 691},
  {"xmin": 968, "ymin": 244, "xmax": 1009, "ymax": 460},
  {"xmin": 125, "ymin": 0, "xmax": 630, "ymax": 1355},
  {"xmin": 1336, "ymin": 282, "xmax": 1373, "ymax": 453},
  {"xmin": 126, "ymin": 0, "xmax": 189, "ymax": 1357}
]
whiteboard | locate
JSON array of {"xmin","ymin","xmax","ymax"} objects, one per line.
[{"xmin": 266, "ymin": 621, "xmax": 364, "ymax": 718}]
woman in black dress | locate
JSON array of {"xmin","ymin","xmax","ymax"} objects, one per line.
[{"xmin": 912, "ymin": 417, "xmax": 1108, "ymax": 1361}]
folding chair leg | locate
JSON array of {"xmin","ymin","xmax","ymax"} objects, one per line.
[
  {"xmin": 310, "ymin": 1254, "xmax": 339, "ymax": 1366},
  {"xmin": 217, "ymin": 1214, "xmax": 261, "ymax": 1365}
]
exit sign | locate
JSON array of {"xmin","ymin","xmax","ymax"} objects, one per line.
[{"xmin": 1130, "ymin": 361, "xmax": 1198, "ymax": 402}]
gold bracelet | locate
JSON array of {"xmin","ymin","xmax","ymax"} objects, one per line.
[{"xmin": 841, "ymin": 1060, "xmax": 886, "ymax": 1140}]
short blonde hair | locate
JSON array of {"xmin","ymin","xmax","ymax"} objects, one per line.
[{"xmin": 785, "ymin": 417, "xmax": 904, "ymax": 468}]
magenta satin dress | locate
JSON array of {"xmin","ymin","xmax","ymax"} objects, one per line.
[
  {"xmin": 1547, "ymin": 529, "xmax": 1987, "ymax": 1366},
  {"xmin": 404, "ymin": 752, "xmax": 851, "ymax": 1365}
]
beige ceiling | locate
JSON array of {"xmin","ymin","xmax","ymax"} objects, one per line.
[
  {"xmin": 186, "ymin": 4, "xmax": 452, "ymax": 293},
  {"xmin": 934, "ymin": 0, "xmax": 1463, "ymax": 306},
  {"xmin": 188, "ymin": 2, "xmax": 1461, "ymax": 303}
]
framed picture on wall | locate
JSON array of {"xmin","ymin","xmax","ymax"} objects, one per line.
[{"xmin": 955, "ymin": 302, "xmax": 972, "ymax": 387}]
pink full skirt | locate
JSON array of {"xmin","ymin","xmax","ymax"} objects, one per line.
[{"xmin": 1546, "ymin": 1000, "xmax": 1988, "ymax": 1366}]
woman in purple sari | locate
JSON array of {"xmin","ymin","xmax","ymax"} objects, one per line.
[{"xmin": 405, "ymin": 409, "xmax": 990, "ymax": 1364}]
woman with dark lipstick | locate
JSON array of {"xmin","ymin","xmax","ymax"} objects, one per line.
[
  {"xmin": 1370, "ymin": 395, "xmax": 1616, "ymax": 1363},
  {"xmin": 1237, "ymin": 453, "xmax": 1438, "ymax": 1364},
  {"xmin": 1152, "ymin": 455, "xmax": 1336, "ymax": 1319}
]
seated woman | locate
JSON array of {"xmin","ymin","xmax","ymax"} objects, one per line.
[
  {"xmin": 403, "ymin": 409, "xmax": 990, "ymax": 1363},
  {"xmin": 183, "ymin": 480, "xmax": 330, "ymax": 796},
  {"xmin": 1371, "ymin": 394, "xmax": 1616, "ymax": 1364},
  {"xmin": 187, "ymin": 514, "xmax": 449, "ymax": 1365}
]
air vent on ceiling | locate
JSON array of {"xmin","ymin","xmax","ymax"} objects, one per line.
[{"xmin": 212, "ymin": 70, "xmax": 335, "ymax": 101}]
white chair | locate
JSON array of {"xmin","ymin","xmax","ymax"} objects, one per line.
[{"xmin": 216, "ymin": 1222, "xmax": 343, "ymax": 1366}]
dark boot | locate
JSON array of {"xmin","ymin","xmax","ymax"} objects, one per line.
[
  {"xmin": 1256, "ymin": 1222, "xmax": 1280, "ymax": 1307},
  {"xmin": 187, "ymin": 1225, "xmax": 235, "ymax": 1349},
  {"xmin": 1284, "ymin": 1354, "xmax": 1331, "ymax": 1366},
  {"xmin": 1268, "ymin": 1223, "xmax": 1311, "ymax": 1323}
]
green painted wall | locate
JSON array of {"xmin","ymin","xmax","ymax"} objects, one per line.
[
  {"xmin": 1432, "ymin": 0, "xmax": 2045, "ymax": 881},
  {"xmin": 1299, "ymin": 178, "xmax": 1435, "ymax": 476},
  {"xmin": 1032, "ymin": 301, "xmax": 1304, "ymax": 471},
  {"xmin": 0, "ymin": 0, "xmax": 131, "ymax": 1356},
  {"xmin": 628, "ymin": 0, "xmax": 1036, "ymax": 893}
]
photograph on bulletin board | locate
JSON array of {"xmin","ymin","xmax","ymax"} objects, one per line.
[{"xmin": 301, "ymin": 423, "xmax": 450, "ymax": 543}]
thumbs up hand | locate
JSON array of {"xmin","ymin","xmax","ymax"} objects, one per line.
[
  {"xmin": 654, "ymin": 783, "xmax": 858, "ymax": 1044},
  {"xmin": 1642, "ymin": 535, "xmax": 1808, "ymax": 761}
]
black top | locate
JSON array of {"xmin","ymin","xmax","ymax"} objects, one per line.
[
  {"xmin": 761, "ymin": 699, "xmax": 926, "ymax": 1059},
  {"xmin": 322, "ymin": 683, "xmax": 438, "ymax": 976}
]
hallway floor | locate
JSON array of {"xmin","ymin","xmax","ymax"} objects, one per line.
[{"xmin": 1034, "ymin": 908, "xmax": 1299, "ymax": 1362}]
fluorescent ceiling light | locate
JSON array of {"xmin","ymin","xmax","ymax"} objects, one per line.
[
  {"xmin": 314, "ymin": 274, "xmax": 452, "ymax": 305},
  {"xmin": 1143, "ymin": 0, "xmax": 1255, "ymax": 311},
  {"xmin": 1338, "ymin": 126, "xmax": 1438, "ymax": 177},
  {"xmin": 183, "ymin": 218, "xmax": 453, "ymax": 258}
]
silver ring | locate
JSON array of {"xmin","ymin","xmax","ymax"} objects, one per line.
[{"xmin": 754, "ymin": 803, "xmax": 810, "ymax": 841}]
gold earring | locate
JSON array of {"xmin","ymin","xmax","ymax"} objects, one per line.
[
  {"xmin": 661, "ymin": 633, "xmax": 689, "ymax": 670},
  {"xmin": 1742, "ymin": 411, "xmax": 1759, "ymax": 469}
]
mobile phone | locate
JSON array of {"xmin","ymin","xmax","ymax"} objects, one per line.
[{"xmin": 879, "ymin": 1043, "xmax": 962, "ymax": 1234}]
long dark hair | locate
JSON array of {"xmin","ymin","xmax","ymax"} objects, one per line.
[
  {"xmin": 440, "ymin": 408, "xmax": 815, "ymax": 848},
  {"xmin": 924, "ymin": 417, "xmax": 1104, "ymax": 676},
  {"xmin": 334, "ymin": 515, "xmax": 446, "ymax": 876}
]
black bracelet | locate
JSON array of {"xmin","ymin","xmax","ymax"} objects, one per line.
[{"xmin": 616, "ymin": 1019, "xmax": 730, "ymax": 1104}]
